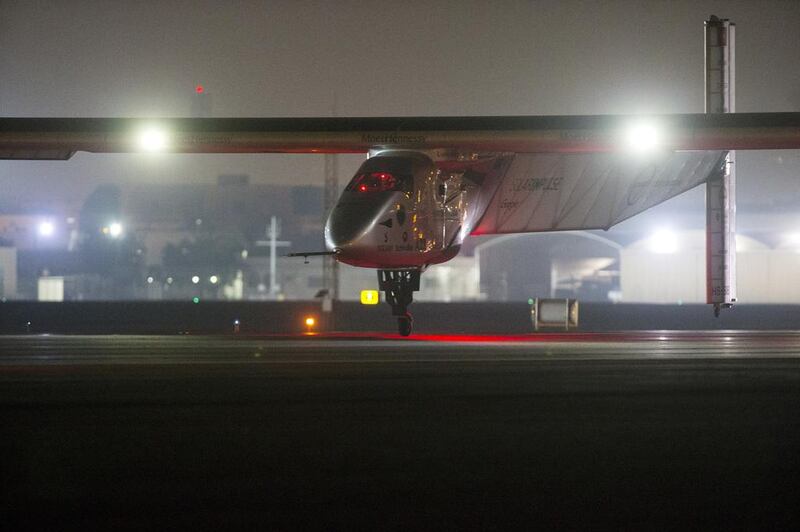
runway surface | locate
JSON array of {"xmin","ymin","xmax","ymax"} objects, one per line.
[{"xmin": 2, "ymin": 331, "xmax": 800, "ymax": 530}]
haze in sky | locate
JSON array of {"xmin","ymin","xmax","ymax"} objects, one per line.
[{"xmin": 1, "ymin": 0, "xmax": 799, "ymax": 205}]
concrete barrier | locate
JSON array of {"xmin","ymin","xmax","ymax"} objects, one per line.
[{"xmin": 2, "ymin": 300, "xmax": 800, "ymax": 335}]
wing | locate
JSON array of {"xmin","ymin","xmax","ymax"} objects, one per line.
[
  {"xmin": 1, "ymin": 113, "xmax": 800, "ymax": 159},
  {"xmin": 470, "ymin": 150, "xmax": 727, "ymax": 235},
  {"xmin": 0, "ymin": 113, "xmax": 793, "ymax": 234}
]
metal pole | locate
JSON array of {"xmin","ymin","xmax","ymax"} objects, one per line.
[
  {"xmin": 323, "ymin": 154, "xmax": 339, "ymax": 302},
  {"xmin": 321, "ymin": 95, "xmax": 340, "ymax": 330},
  {"xmin": 255, "ymin": 217, "xmax": 290, "ymax": 298},
  {"xmin": 269, "ymin": 215, "xmax": 278, "ymax": 296},
  {"xmin": 705, "ymin": 15, "xmax": 736, "ymax": 315}
]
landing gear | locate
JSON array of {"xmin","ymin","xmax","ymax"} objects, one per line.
[
  {"xmin": 378, "ymin": 270, "xmax": 421, "ymax": 337},
  {"xmin": 398, "ymin": 313, "xmax": 413, "ymax": 337}
]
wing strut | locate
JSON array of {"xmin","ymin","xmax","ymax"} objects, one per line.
[{"xmin": 705, "ymin": 15, "xmax": 736, "ymax": 316}]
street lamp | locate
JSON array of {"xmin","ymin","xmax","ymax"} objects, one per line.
[
  {"xmin": 648, "ymin": 229, "xmax": 678, "ymax": 254},
  {"xmin": 102, "ymin": 222, "xmax": 123, "ymax": 238},
  {"xmin": 109, "ymin": 222, "xmax": 123, "ymax": 238}
]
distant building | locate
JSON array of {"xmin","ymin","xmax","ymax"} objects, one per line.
[
  {"xmin": 0, "ymin": 246, "xmax": 17, "ymax": 299},
  {"xmin": 120, "ymin": 178, "xmax": 323, "ymax": 261},
  {"xmin": 116, "ymin": 178, "xmax": 325, "ymax": 300},
  {"xmin": 9, "ymin": 168, "xmax": 800, "ymax": 303},
  {"xmin": 468, "ymin": 233, "xmax": 621, "ymax": 302},
  {"xmin": 621, "ymin": 230, "xmax": 800, "ymax": 304}
]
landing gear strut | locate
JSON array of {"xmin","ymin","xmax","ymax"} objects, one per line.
[{"xmin": 378, "ymin": 269, "xmax": 421, "ymax": 336}]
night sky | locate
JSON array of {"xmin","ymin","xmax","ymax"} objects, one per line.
[{"xmin": 1, "ymin": 0, "xmax": 799, "ymax": 215}]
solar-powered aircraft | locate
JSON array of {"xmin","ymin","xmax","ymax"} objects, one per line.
[{"xmin": 2, "ymin": 113, "xmax": 800, "ymax": 334}]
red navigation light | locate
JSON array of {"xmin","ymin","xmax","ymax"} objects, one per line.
[
  {"xmin": 195, "ymin": 85, "xmax": 204, "ymax": 94},
  {"xmin": 359, "ymin": 184, "xmax": 368, "ymax": 192}
]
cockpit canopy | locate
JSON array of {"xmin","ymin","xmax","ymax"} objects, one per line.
[
  {"xmin": 347, "ymin": 171, "xmax": 401, "ymax": 193},
  {"xmin": 345, "ymin": 155, "xmax": 420, "ymax": 194}
]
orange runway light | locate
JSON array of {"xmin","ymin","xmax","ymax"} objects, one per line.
[{"xmin": 304, "ymin": 316, "xmax": 316, "ymax": 334}]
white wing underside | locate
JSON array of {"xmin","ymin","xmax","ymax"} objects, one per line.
[{"xmin": 472, "ymin": 150, "xmax": 726, "ymax": 235}]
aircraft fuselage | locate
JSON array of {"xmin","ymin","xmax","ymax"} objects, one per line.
[{"xmin": 325, "ymin": 150, "xmax": 500, "ymax": 270}]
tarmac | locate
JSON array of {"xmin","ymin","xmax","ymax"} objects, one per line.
[{"xmin": 1, "ymin": 331, "xmax": 799, "ymax": 530}]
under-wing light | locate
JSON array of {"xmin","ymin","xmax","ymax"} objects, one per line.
[
  {"xmin": 648, "ymin": 229, "xmax": 678, "ymax": 254},
  {"xmin": 782, "ymin": 233, "xmax": 800, "ymax": 252},
  {"xmin": 38, "ymin": 221, "xmax": 55, "ymax": 237},
  {"xmin": 624, "ymin": 121, "xmax": 661, "ymax": 153},
  {"xmin": 137, "ymin": 127, "xmax": 169, "ymax": 152}
]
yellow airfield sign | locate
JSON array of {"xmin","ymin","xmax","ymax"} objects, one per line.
[{"xmin": 360, "ymin": 290, "xmax": 380, "ymax": 305}]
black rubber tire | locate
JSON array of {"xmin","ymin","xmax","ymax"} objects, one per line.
[{"xmin": 398, "ymin": 315, "xmax": 413, "ymax": 337}]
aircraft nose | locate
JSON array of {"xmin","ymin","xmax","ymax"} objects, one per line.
[
  {"xmin": 325, "ymin": 198, "xmax": 387, "ymax": 249},
  {"xmin": 326, "ymin": 202, "xmax": 369, "ymax": 248}
]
